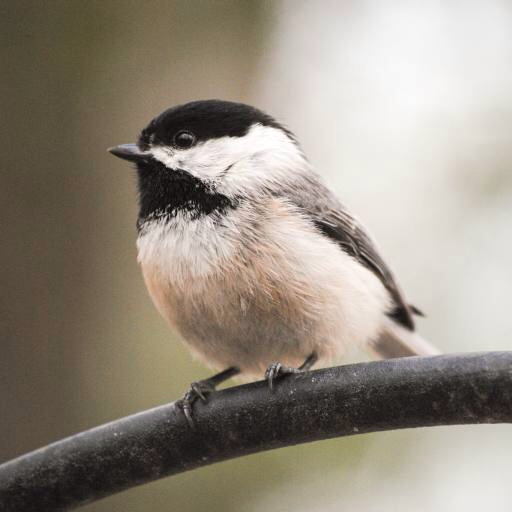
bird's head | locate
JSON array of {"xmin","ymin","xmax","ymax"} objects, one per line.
[{"xmin": 109, "ymin": 100, "xmax": 308, "ymax": 227}]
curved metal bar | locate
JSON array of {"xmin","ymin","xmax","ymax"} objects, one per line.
[{"xmin": 1, "ymin": 352, "xmax": 511, "ymax": 511}]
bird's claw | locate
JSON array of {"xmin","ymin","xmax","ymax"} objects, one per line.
[
  {"xmin": 264, "ymin": 362, "xmax": 282, "ymax": 391},
  {"xmin": 264, "ymin": 362, "xmax": 302, "ymax": 391},
  {"xmin": 178, "ymin": 380, "xmax": 216, "ymax": 428},
  {"xmin": 190, "ymin": 381, "xmax": 213, "ymax": 402}
]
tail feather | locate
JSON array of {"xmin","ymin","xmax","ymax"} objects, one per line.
[{"xmin": 370, "ymin": 320, "xmax": 441, "ymax": 359}]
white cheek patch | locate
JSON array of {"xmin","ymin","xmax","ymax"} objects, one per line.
[
  {"xmin": 150, "ymin": 139, "xmax": 239, "ymax": 181},
  {"xmin": 149, "ymin": 124, "xmax": 310, "ymax": 193},
  {"xmin": 150, "ymin": 146, "xmax": 209, "ymax": 180}
]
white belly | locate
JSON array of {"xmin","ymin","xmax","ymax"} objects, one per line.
[{"xmin": 137, "ymin": 199, "xmax": 391, "ymax": 377}]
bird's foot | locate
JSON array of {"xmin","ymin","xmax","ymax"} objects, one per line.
[
  {"xmin": 264, "ymin": 362, "xmax": 303, "ymax": 391},
  {"xmin": 176, "ymin": 366, "xmax": 240, "ymax": 428},
  {"xmin": 264, "ymin": 352, "xmax": 318, "ymax": 391},
  {"xmin": 178, "ymin": 380, "xmax": 216, "ymax": 428}
]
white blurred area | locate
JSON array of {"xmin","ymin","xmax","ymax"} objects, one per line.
[
  {"xmin": 251, "ymin": 426, "xmax": 512, "ymax": 511},
  {"xmin": 248, "ymin": 2, "xmax": 512, "ymax": 510}
]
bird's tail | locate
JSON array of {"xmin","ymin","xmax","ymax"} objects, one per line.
[{"xmin": 369, "ymin": 319, "xmax": 441, "ymax": 359}]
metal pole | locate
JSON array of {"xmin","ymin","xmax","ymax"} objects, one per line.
[{"xmin": 1, "ymin": 352, "xmax": 511, "ymax": 511}]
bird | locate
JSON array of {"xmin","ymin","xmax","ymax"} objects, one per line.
[{"xmin": 109, "ymin": 99, "xmax": 439, "ymax": 425}]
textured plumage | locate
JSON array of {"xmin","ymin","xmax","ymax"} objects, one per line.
[
  {"xmin": 270, "ymin": 175, "xmax": 417, "ymax": 330},
  {"xmin": 110, "ymin": 100, "xmax": 439, "ymax": 383}
]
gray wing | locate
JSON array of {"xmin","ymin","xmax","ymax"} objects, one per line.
[{"xmin": 283, "ymin": 177, "xmax": 417, "ymax": 330}]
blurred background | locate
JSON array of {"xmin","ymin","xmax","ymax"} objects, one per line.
[{"xmin": 1, "ymin": 1, "xmax": 512, "ymax": 510}]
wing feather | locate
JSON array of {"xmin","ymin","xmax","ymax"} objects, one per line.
[{"xmin": 281, "ymin": 177, "xmax": 416, "ymax": 330}]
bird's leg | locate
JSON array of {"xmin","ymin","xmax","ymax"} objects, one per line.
[
  {"xmin": 265, "ymin": 352, "xmax": 318, "ymax": 391},
  {"xmin": 179, "ymin": 366, "xmax": 240, "ymax": 427}
]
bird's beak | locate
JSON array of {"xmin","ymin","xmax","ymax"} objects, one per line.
[{"xmin": 108, "ymin": 143, "xmax": 150, "ymax": 163}]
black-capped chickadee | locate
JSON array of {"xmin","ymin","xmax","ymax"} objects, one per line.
[{"xmin": 109, "ymin": 100, "xmax": 439, "ymax": 424}]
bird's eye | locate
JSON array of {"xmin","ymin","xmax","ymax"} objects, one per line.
[{"xmin": 173, "ymin": 130, "xmax": 196, "ymax": 149}]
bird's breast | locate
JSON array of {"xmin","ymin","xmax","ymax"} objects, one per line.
[{"xmin": 136, "ymin": 199, "xmax": 391, "ymax": 375}]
